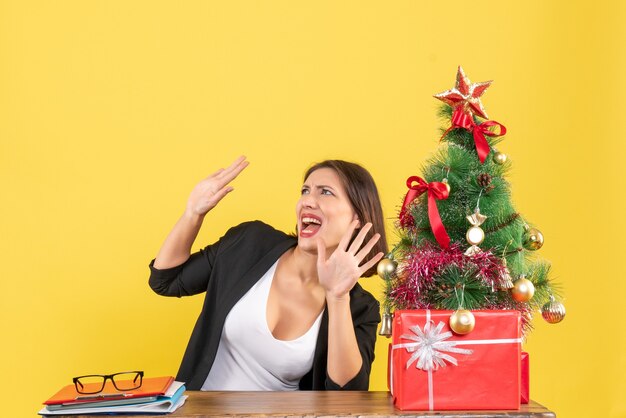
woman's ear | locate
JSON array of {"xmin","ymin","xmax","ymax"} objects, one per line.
[{"xmin": 353, "ymin": 214, "xmax": 361, "ymax": 229}]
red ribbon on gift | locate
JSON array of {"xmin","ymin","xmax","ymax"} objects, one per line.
[
  {"xmin": 400, "ymin": 176, "xmax": 450, "ymax": 249},
  {"xmin": 442, "ymin": 107, "xmax": 507, "ymax": 164}
]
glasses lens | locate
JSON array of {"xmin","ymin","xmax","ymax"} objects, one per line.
[
  {"xmin": 75, "ymin": 376, "xmax": 106, "ymax": 394},
  {"xmin": 112, "ymin": 372, "xmax": 142, "ymax": 391}
]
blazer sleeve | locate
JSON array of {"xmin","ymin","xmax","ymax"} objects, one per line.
[
  {"xmin": 147, "ymin": 222, "xmax": 245, "ymax": 297},
  {"xmin": 148, "ymin": 241, "xmax": 220, "ymax": 297},
  {"xmin": 325, "ymin": 291, "xmax": 381, "ymax": 390},
  {"xmin": 147, "ymin": 221, "xmax": 286, "ymax": 298}
]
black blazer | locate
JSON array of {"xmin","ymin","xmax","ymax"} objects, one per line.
[{"xmin": 149, "ymin": 221, "xmax": 381, "ymax": 390}]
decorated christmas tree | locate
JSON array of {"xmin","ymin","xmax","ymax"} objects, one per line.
[{"xmin": 379, "ymin": 66, "xmax": 565, "ymax": 337}]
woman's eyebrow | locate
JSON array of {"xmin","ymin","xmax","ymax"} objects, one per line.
[{"xmin": 302, "ymin": 184, "xmax": 334, "ymax": 189}]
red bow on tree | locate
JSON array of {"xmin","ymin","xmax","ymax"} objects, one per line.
[
  {"xmin": 443, "ymin": 107, "xmax": 507, "ymax": 164},
  {"xmin": 399, "ymin": 176, "xmax": 450, "ymax": 249}
]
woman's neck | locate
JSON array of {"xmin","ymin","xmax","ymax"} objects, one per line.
[{"xmin": 287, "ymin": 246, "xmax": 321, "ymax": 285}]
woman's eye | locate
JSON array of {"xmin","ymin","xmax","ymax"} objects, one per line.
[
  {"xmin": 301, "ymin": 188, "xmax": 309, "ymax": 195},
  {"xmin": 321, "ymin": 188, "xmax": 333, "ymax": 196}
]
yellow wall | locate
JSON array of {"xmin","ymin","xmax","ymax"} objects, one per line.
[{"xmin": 1, "ymin": 1, "xmax": 624, "ymax": 417}]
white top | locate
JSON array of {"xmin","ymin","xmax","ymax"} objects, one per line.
[{"xmin": 201, "ymin": 261, "xmax": 323, "ymax": 391}]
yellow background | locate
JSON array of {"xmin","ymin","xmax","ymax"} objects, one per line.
[{"xmin": 1, "ymin": 1, "xmax": 624, "ymax": 417}]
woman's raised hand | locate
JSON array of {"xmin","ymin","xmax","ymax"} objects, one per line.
[
  {"xmin": 186, "ymin": 156, "xmax": 249, "ymax": 217},
  {"xmin": 316, "ymin": 221, "xmax": 384, "ymax": 301}
]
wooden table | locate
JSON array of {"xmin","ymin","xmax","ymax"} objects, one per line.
[{"xmin": 49, "ymin": 391, "xmax": 556, "ymax": 418}]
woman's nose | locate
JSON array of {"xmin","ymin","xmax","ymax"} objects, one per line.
[{"xmin": 301, "ymin": 194, "xmax": 318, "ymax": 208}]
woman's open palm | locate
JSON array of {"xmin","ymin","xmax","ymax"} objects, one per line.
[
  {"xmin": 316, "ymin": 221, "xmax": 384, "ymax": 300},
  {"xmin": 186, "ymin": 156, "xmax": 249, "ymax": 216}
]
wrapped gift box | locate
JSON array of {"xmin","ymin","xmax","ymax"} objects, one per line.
[
  {"xmin": 521, "ymin": 351, "xmax": 529, "ymax": 404},
  {"xmin": 390, "ymin": 309, "xmax": 521, "ymax": 411}
]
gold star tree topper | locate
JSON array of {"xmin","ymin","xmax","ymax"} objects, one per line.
[{"xmin": 434, "ymin": 66, "xmax": 493, "ymax": 119}]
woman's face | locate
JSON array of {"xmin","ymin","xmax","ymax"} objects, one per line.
[{"xmin": 296, "ymin": 167, "xmax": 358, "ymax": 253}]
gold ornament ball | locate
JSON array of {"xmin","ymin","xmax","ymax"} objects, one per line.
[
  {"xmin": 511, "ymin": 277, "xmax": 535, "ymax": 302},
  {"xmin": 466, "ymin": 226, "xmax": 485, "ymax": 246},
  {"xmin": 493, "ymin": 151, "xmax": 507, "ymax": 165},
  {"xmin": 377, "ymin": 258, "xmax": 397, "ymax": 279},
  {"xmin": 442, "ymin": 178, "xmax": 451, "ymax": 194},
  {"xmin": 523, "ymin": 228, "xmax": 544, "ymax": 251},
  {"xmin": 542, "ymin": 299, "xmax": 566, "ymax": 324},
  {"xmin": 449, "ymin": 309, "xmax": 475, "ymax": 335}
]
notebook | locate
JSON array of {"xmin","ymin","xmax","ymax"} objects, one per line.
[{"xmin": 44, "ymin": 376, "xmax": 174, "ymax": 406}]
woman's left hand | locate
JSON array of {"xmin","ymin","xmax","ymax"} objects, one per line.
[{"xmin": 316, "ymin": 220, "xmax": 384, "ymax": 301}]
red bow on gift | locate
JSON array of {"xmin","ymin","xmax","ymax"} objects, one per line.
[
  {"xmin": 399, "ymin": 176, "xmax": 450, "ymax": 249},
  {"xmin": 443, "ymin": 107, "xmax": 507, "ymax": 164}
]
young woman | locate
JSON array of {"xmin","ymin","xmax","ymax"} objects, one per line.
[{"xmin": 149, "ymin": 156, "xmax": 387, "ymax": 390}]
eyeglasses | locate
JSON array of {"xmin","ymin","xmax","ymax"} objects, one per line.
[{"xmin": 73, "ymin": 371, "xmax": 144, "ymax": 394}]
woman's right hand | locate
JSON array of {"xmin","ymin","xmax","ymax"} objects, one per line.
[{"xmin": 186, "ymin": 156, "xmax": 249, "ymax": 217}]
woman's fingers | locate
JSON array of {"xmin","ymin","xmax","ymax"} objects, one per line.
[
  {"xmin": 337, "ymin": 219, "xmax": 360, "ymax": 252},
  {"xmin": 359, "ymin": 251, "xmax": 385, "ymax": 276},
  {"xmin": 204, "ymin": 156, "xmax": 249, "ymax": 196},
  {"xmin": 215, "ymin": 157, "xmax": 249, "ymax": 187},
  {"xmin": 217, "ymin": 156, "xmax": 247, "ymax": 178},
  {"xmin": 205, "ymin": 156, "xmax": 247, "ymax": 180},
  {"xmin": 190, "ymin": 157, "xmax": 248, "ymax": 216},
  {"xmin": 347, "ymin": 222, "xmax": 372, "ymax": 255},
  {"xmin": 354, "ymin": 232, "xmax": 381, "ymax": 263},
  {"xmin": 208, "ymin": 186, "xmax": 234, "ymax": 206},
  {"xmin": 316, "ymin": 238, "xmax": 327, "ymax": 265},
  {"xmin": 206, "ymin": 167, "xmax": 225, "ymax": 179}
]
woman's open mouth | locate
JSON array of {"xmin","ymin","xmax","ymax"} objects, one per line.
[{"xmin": 300, "ymin": 214, "xmax": 323, "ymax": 238}]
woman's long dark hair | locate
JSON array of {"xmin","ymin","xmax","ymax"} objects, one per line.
[{"xmin": 304, "ymin": 160, "xmax": 388, "ymax": 277}]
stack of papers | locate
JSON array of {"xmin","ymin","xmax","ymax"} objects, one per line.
[{"xmin": 39, "ymin": 376, "xmax": 186, "ymax": 416}]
